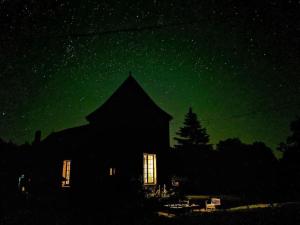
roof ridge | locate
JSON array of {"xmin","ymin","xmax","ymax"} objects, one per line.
[{"xmin": 86, "ymin": 75, "xmax": 172, "ymax": 123}]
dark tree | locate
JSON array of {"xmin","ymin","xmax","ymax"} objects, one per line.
[
  {"xmin": 278, "ymin": 117, "xmax": 300, "ymax": 199},
  {"xmin": 279, "ymin": 117, "xmax": 300, "ymax": 167},
  {"xmin": 174, "ymin": 107, "xmax": 210, "ymax": 150},
  {"xmin": 171, "ymin": 108, "xmax": 212, "ymax": 193},
  {"xmin": 248, "ymin": 142, "xmax": 278, "ymax": 199},
  {"xmin": 216, "ymin": 138, "xmax": 278, "ymax": 199},
  {"xmin": 279, "ymin": 117, "xmax": 300, "ymax": 158},
  {"xmin": 216, "ymin": 138, "xmax": 250, "ymax": 195}
]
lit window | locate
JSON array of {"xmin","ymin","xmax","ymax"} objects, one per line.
[
  {"xmin": 109, "ymin": 167, "xmax": 116, "ymax": 176},
  {"xmin": 143, "ymin": 153, "xmax": 157, "ymax": 185},
  {"xmin": 18, "ymin": 174, "xmax": 26, "ymax": 192},
  {"xmin": 62, "ymin": 160, "xmax": 71, "ymax": 188}
]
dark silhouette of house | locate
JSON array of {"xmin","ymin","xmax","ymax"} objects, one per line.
[{"xmin": 33, "ymin": 75, "xmax": 172, "ymax": 194}]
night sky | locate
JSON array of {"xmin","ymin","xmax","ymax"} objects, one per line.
[{"xmin": 0, "ymin": 0, "xmax": 299, "ymax": 155}]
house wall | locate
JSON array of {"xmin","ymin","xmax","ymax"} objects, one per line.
[{"xmin": 35, "ymin": 116, "xmax": 170, "ymax": 194}]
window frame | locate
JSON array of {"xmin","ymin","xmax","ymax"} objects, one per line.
[
  {"xmin": 109, "ymin": 167, "xmax": 116, "ymax": 176},
  {"xmin": 143, "ymin": 153, "xmax": 157, "ymax": 185},
  {"xmin": 62, "ymin": 160, "xmax": 71, "ymax": 188}
]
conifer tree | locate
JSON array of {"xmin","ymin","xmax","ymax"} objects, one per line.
[{"xmin": 174, "ymin": 107, "xmax": 210, "ymax": 150}]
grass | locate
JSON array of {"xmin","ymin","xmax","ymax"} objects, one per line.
[
  {"xmin": 1, "ymin": 192, "xmax": 300, "ymax": 225},
  {"xmin": 164, "ymin": 204, "xmax": 300, "ymax": 225},
  {"xmin": 1, "ymin": 201, "xmax": 300, "ymax": 225}
]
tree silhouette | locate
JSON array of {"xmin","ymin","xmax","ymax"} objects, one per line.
[
  {"xmin": 248, "ymin": 142, "xmax": 278, "ymax": 199},
  {"xmin": 215, "ymin": 138, "xmax": 279, "ymax": 199},
  {"xmin": 171, "ymin": 108, "xmax": 212, "ymax": 193},
  {"xmin": 216, "ymin": 138, "xmax": 249, "ymax": 194},
  {"xmin": 278, "ymin": 117, "xmax": 300, "ymax": 199},
  {"xmin": 279, "ymin": 117, "xmax": 300, "ymax": 164},
  {"xmin": 174, "ymin": 107, "xmax": 210, "ymax": 150}
]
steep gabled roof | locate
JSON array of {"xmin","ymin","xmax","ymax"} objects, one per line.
[{"xmin": 86, "ymin": 75, "xmax": 172, "ymax": 123}]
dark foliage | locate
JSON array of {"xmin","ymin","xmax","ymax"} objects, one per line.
[
  {"xmin": 171, "ymin": 108, "xmax": 215, "ymax": 194},
  {"xmin": 216, "ymin": 139, "xmax": 279, "ymax": 200},
  {"xmin": 170, "ymin": 137, "xmax": 280, "ymax": 200},
  {"xmin": 174, "ymin": 107, "xmax": 210, "ymax": 151},
  {"xmin": 278, "ymin": 117, "xmax": 300, "ymax": 199},
  {"xmin": 171, "ymin": 109, "xmax": 281, "ymax": 200}
]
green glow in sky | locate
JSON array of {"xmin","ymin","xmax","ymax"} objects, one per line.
[{"xmin": 1, "ymin": 1, "xmax": 299, "ymax": 157}]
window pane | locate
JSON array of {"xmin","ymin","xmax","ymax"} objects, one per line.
[
  {"xmin": 109, "ymin": 167, "xmax": 116, "ymax": 176},
  {"xmin": 143, "ymin": 153, "xmax": 157, "ymax": 185},
  {"xmin": 62, "ymin": 160, "xmax": 71, "ymax": 187}
]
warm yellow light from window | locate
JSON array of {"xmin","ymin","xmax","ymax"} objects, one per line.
[
  {"xmin": 109, "ymin": 167, "xmax": 116, "ymax": 176},
  {"xmin": 143, "ymin": 153, "xmax": 157, "ymax": 185},
  {"xmin": 62, "ymin": 160, "xmax": 71, "ymax": 188}
]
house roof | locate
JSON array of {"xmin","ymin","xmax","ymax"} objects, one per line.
[
  {"xmin": 41, "ymin": 124, "xmax": 91, "ymax": 146},
  {"xmin": 86, "ymin": 75, "xmax": 172, "ymax": 123}
]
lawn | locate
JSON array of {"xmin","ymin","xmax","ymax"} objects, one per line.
[{"xmin": 1, "ymin": 201, "xmax": 300, "ymax": 225}]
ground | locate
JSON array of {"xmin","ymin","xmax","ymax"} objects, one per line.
[{"xmin": 1, "ymin": 199, "xmax": 300, "ymax": 225}]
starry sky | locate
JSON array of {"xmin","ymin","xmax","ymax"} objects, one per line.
[{"xmin": 0, "ymin": 0, "xmax": 299, "ymax": 156}]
